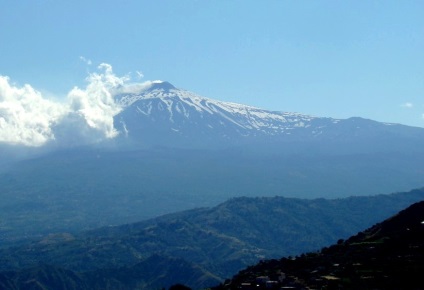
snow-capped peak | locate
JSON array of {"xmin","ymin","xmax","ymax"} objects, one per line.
[
  {"xmin": 113, "ymin": 81, "xmax": 419, "ymax": 150},
  {"xmin": 118, "ymin": 81, "xmax": 310, "ymax": 118},
  {"xmin": 147, "ymin": 81, "xmax": 176, "ymax": 91},
  {"xmin": 114, "ymin": 81, "xmax": 340, "ymax": 143},
  {"xmin": 111, "ymin": 80, "xmax": 169, "ymax": 99}
]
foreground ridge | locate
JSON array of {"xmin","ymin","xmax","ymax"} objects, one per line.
[{"xmin": 213, "ymin": 200, "xmax": 424, "ymax": 290}]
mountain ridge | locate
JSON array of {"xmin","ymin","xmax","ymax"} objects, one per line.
[
  {"xmin": 214, "ymin": 200, "xmax": 424, "ymax": 290},
  {"xmin": 1, "ymin": 188, "xmax": 423, "ymax": 289},
  {"xmin": 0, "ymin": 189, "xmax": 423, "ymax": 289},
  {"xmin": 112, "ymin": 81, "xmax": 424, "ymax": 152}
]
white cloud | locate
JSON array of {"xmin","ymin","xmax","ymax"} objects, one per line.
[
  {"xmin": 401, "ymin": 102, "xmax": 413, "ymax": 108},
  {"xmin": 114, "ymin": 80, "xmax": 161, "ymax": 96},
  {"xmin": 66, "ymin": 63, "xmax": 126, "ymax": 140},
  {"xmin": 79, "ymin": 56, "xmax": 92, "ymax": 65},
  {"xmin": 136, "ymin": 70, "xmax": 144, "ymax": 79},
  {"xmin": 0, "ymin": 63, "xmax": 154, "ymax": 147},
  {"xmin": 0, "ymin": 76, "xmax": 66, "ymax": 146}
]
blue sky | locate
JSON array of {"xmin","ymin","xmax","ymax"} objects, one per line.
[{"xmin": 1, "ymin": 0, "xmax": 424, "ymax": 129}]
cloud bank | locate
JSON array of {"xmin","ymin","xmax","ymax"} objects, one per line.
[
  {"xmin": 0, "ymin": 76, "xmax": 66, "ymax": 146},
  {"xmin": 0, "ymin": 63, "xmax": 150, "ymax": 147}
]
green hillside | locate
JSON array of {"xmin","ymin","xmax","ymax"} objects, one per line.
[{"xmin": 0, "ymin": 189, "xmax": 423, "ymax": 289}]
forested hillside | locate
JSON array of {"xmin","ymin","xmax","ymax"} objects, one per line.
[
  {"xmin": 215, "ymin": 200, "xmax": 424, "ymax": 289},
  {"xmin": 0, "ymin": 188, "xmax": 423, "ymax": 289}
]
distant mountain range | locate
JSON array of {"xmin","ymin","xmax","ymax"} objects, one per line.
[{"xmin": 0, "ymin": 188, "xmax": 423, "ymax": 289}]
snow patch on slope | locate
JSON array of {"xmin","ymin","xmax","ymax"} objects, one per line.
[{"xmin": 116, "ymin": 82, "xmax": 332, "ymax": 136}]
